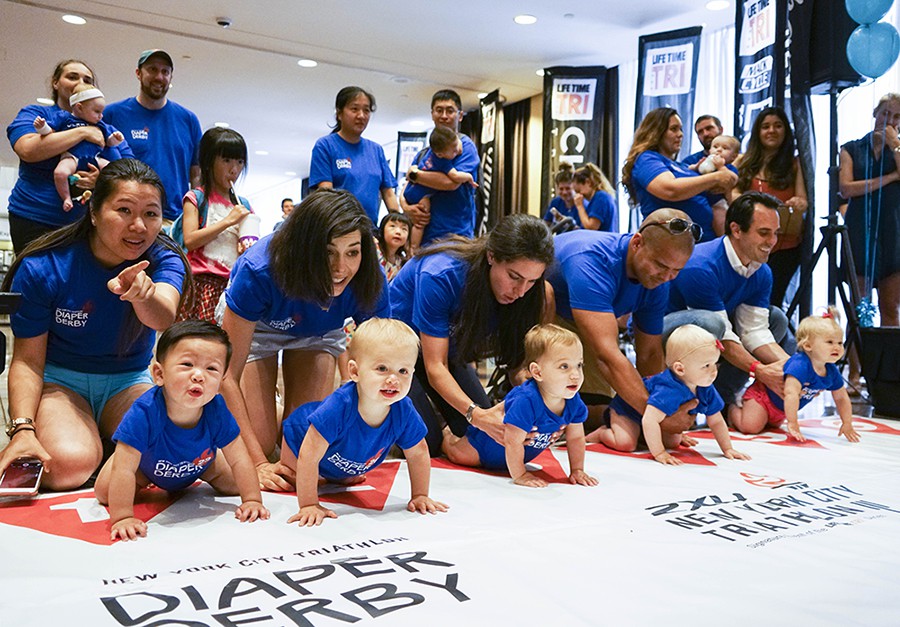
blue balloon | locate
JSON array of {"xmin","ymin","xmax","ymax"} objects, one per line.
[
  {"xmin": 846, "ymin": 23, "xmax": 900, "ymax": 78},
  {"xmin": 845, "ymin": 0, "xmax": 893, "ymax": 25}
]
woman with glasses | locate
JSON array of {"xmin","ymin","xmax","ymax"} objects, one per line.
[
  {"xmin": 309, "ymin": 86, "xmax": 399, "ymax": 226},
  {"xmin": 218, "ymin": 189, "xmax": 391, "ymax": 491},
  {"xmin": 623, "ymin": 107, "xmax": 736, "ymax": 242},
  {"xmin": 733, "ymin": 106, "xmax": 808, "ymax": 308}
]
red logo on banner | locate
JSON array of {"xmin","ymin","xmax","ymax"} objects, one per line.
[
  {"xmin": 432, "ymin": 449, "xmax": 570, "ymax": 483},
  {"xmin": 692, "ymin": 428, "xmax": 824, "ymax": 449},
  {"xmin": 740, "ymin": 472, "xmax": 789, "ymax": 488},
  {"xmin": 585, "ymin": 443, "xmax": 716, "ymax": 466},
  {"xmin": 799, "ymin": 417, "xmax": 900, "ymax": 437},
  {"xmin": 0, "ymin": 488, "xmax": 180, "ymax": 546}
]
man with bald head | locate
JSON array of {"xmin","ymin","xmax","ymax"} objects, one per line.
[
  {"xmin": 664, "ymin": 191, "xmax": 790, "ymax": 424},
  {"xmin": 546, "ymin": 208, "xmax": 699, "ymax": 433}
]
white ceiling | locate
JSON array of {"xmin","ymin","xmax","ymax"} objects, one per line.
[{"xmin": 1, "ymin": 0, "xmax": 734, "ymax": 191}]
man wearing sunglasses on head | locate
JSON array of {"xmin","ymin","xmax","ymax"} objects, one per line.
[
  {"xmin": 665, "ymin": 192, "xmax": 791, "ymax": 422},
  {"xmin": 546, "ymin": 208, "xmax": 699, "ymax": 440}
]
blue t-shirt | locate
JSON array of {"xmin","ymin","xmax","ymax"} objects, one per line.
[
  {"xmin": 466, "ymin": 378, "xmax": 588, "ymax": 470},
  {"xmin": 631, "ymin": 150, "xmax": 715, "ymax": 242},
  {"xmin": 766, "ymin": 351, "xmax": 844, "ymax": 411},
  {"xmin": 420, "ymin": 134, "xmax": 480, "ymax": 244},
  {"xmin": 113, "ymin": 387, "xmax": 240, "ymax": 492},
  {"xmin": 225, "ymin": 235, "xmax": 391, "ymax": 337},
  {"xmin": 6, "ymin": 104, "xmax": 133, "ymax": 227},
  {"xmin": 402, "ymin": 149, "xmax": 454, "ymax": 205},
  {"xmin": 10, "ymin": 240, "xmax": 186, "ymax": 373},
  {"xmin": 542, "ymin": 196, "xmax": 583, "ymax": 228},
  {"xmin": 309, "ymin": 133, "xmax": 397, "ymax": 225},
  {"xmin": 668, "ymin": 237, "xmax": 772, "ymax": 316},
  {"xmin": 103, "ymin": 98, "xmax": 202, "ymax": 221},
  {"xmin": 584, "ymin": 190, "xmax": 618, "ymax": 232},
  {"xmin": 282, "ymin": 382, "xmax": 427, "ymax": 481},
  {"xmin": 546, "ymin": 231, "xmax": 668, "ymax": 335},
  {"xmin": 609, "ymin": 368, "xmax": 725, "ymax": 423},
  {"xmin": 46, "ymin": 110, "xmax": 128, "ymax": 171},
  {"xmin": 682, "ymin": 150, "xmax": 706, "ymax": 167},
  {"xmin": 389, "ymin": 252, "xmax": 468, "ymax": 338}
]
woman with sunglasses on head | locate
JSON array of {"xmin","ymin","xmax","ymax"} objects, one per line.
[
  {"xmin": 732, "ymin": 106, "xmax": 808, "ymax": 308},
  {"xmin": 6, "ymin": 59, "xmax": 134, "ymax": 253},
  {"xmin": 219, "ymin": 189, "xmax": 390, "ymax": 490},
  {"xmin": 0, "ymin": 159, "xmax": 190, "ymax": 490},
  {"xmin": 623, "ymin": 107, "xmax": 736, "ymax": 241},
  {"xmin": 309, "ymin": 86, "xmax": 399, "ymax": 226}
]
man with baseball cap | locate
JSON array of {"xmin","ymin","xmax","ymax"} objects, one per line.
[{"xmin": 104, "ymin": 49, "xmax": 202, "ymax": 224}]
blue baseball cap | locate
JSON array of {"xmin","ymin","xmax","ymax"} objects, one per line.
[{"xmin": 137, "ymin": 49, "xmax": 173, "ymax": 68}]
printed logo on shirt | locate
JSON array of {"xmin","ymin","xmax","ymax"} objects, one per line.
[
  {"xmin": 529, "ymin": 432, "xmax": 556, "ymax": 450},
  {"xmin": 326, "ymin": 448, "xmax": 385, "ymax": 476},
  {"xmin": 131, "ymin": 127, "xmax": 149, "ymax": 141},
  {"xmin": 154, "ymin": 453, "xmax": 213, "ymax": 481},
  {"xmin": 268, "ymin": 318, "xmax": 296, "ymax": 331},
  {"xmin": 336, "ymin": 158, "xmax": 352, "ymax": 170},
  {"xmin": 55, "ymin": 307, "xmax": 89, "ymax": 328}
]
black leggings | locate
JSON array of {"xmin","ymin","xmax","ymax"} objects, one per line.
[
  {"xmin": 9, "ymin": 214, "xmax": 58, "ymax": 255},
  {"xmin": 408, "ymin": 354, "xmax": 490, "ymax": 457}
]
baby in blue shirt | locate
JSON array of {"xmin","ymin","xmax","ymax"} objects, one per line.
[
  {"xmin": 442, "ymin": 324, "xmax": 598, "ymax": 488},
  {"xmin": 596, "ymin": 324, "xmax": 750, "ymax": 465},
  {"xmin": 280, "ymin": 318, "xmax": 447, "ymax": 526}
]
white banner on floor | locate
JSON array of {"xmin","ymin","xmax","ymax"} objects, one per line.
[{"xmin": 3, "ymin": 416, "xmax": 900, "ymax": 626}]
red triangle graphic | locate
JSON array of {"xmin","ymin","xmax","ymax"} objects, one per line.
[
  {"xmin": 586, "ymin": 443, "xmax": 716, "ymax": 466},
  {"xmin": 432, "ymin": 449, "xmax": 570, "ymax": 483}
]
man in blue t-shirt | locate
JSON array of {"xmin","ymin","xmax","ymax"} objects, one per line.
[
  {"xmin": 682, "ymin": 114, "xmax": 724, "ymax": 167},
  {"xmin": 546, "ymin": 208, "xmax": 697, "ymax": 434},
  {"xmin": 104, "ymin": 50, "xmax": 202, "ymax": 223},
  {"xmin": 401, "ymin": 89, "xmax": 480, "ymax": 244},
  {"xmin": 665, "ymin": 191, "xmax": 791, "ymax": 406}
]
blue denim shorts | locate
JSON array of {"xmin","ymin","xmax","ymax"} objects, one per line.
[{"xmin": 43, "ymin": 362, "xmax": 153, "ymax": 421}]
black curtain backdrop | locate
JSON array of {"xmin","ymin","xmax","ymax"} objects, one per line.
[
  {"xmin": 599, "ymin": 67, "xmax": 620, "ymax": 193},
  {"xmin": 460, "ymin": 106, "xmax": 484, "ymax": 232},
  {"xmin": 501, "ymin": 97, "xmax": 531, "ymax": 220}
]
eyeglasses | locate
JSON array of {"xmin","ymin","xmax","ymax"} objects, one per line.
[
  {"xmin": 432, "ymin": 106, "xmax": 459, "ymax": 117},
  {"xmin": 638, "ymin": 217, "xmax": 702, "ymax": 243}
]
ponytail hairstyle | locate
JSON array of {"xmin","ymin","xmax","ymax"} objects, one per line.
[
  {"xmin": 574, "ymin": 162, "xmax": 615, "ymax": 195},
  {"xmin": 331, "ymin": 86, "xmax": 375, "ymax": 133},
  {"xmin": 554, "ymin": 162, "xmax": 575, "ymax": 186}
]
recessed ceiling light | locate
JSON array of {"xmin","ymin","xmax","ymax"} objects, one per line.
[
  {"xmin": 36, "ymin": 97, "xmax": 54, "ymax": 105},
  {"xmin": 390, "ymin": 76, "xmax": 410, "ymax": 84},
  {"xmin": 214, "ymin": 122, "xmax": 230, "ymax": 128},
  {"xmin": 514, "ymin": 14, "xmax": 537, "ymax": 25},
  {"xmin": 255, "ymin": 150, "xmax": 269, "ymax": 156},
  {"xmin": 705, "ymin": 1, "xmax": 729, "ymax": 10},
  {"xmin": 477, "ymin": 92, "xmax": 488, "ymax": 99},
  {"xmin": 564, "ymin": 13, "xmax": 575, "ymax": 19},
  {"xmin": 284, "ymin": 171, "xmax": 297, "ymax": 177},
  {"xmin": 297, "ymin": 59, "xmax": 318, "ymax": 68},
  {"xmin": 536, "ymin": 69, "xmax": 545, "ymax": 76},
  {"xmin": 62, "ymin": 14, "xmax": 86, "ymax": 25}
]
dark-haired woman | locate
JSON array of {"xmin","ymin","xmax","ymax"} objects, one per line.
[
  {"xmin": 309, "ymin": 86, "xmax": 399, "ymax": 225},
  {"xmin": 733, "ymin": 106, "xmax": 807, "ymax": 307},
  {"xmin": 622, "ymin": 107, "xmax": 735, "ymax": 241},
  {"xmin": 0, "ymin": 159, "xmax": 190, "ymax": 490},
  {"xmin": 390, "ymin": 214, "xmax": 555, "ymax": 455},
  {"xmin": 6, "ymin": 60, "xmax": 133, "ymax": 253},
  {"xmin": 219, "ymin": 189, "xmax": 391, "ymax": 490}
]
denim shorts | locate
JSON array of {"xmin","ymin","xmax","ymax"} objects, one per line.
[
  {"xmin": 43, "ymin": 362, "xmax": 153, "ymax": 421},
  {"xmin": 247, "ymin": 323, "xmax": 347, "ymax": 362}
]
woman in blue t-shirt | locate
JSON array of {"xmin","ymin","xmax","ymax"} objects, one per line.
[
  {"xmin": 0, "ymin": 159, "xmax": 191, "ymax": 490},
  {"xmin": 6, "ymin": 60, "xmax": 123, "ymax": 253},
  {"xmin": 390, "ymin": 214, "xmax": 555, "ymax": 455},
  {"xmin": 219, "ymin": 189, "xmax": 391, "ymax": 491},
  {"xmin": 573, "ymin": 163, "xmax": 618, "ymax": 232},
  {"xmin": 308, "ymin": 86, "xmax": 399, "ymax": 225},
  {"xmin": 622, "ymin": 107, "xmax": 736, "ymax": 241}
]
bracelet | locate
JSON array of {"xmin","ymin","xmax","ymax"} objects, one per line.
[
  {"xmin": 748, "ymin": 360, "xmax": 761, "ymax": 378},
  {"xmin": 465, "ymin": 403, "xmax": 478, "ymax": 424},
  {"xmin": 9, "ymin": 426, "xmax": 36, "ymax": 439}
]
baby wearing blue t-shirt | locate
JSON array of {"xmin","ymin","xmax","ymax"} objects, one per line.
[
  {"xmin": 33, "ymin": 84, "xmax": 125, "ymax": 212},
  {"xmin": 598, "ymin": 324, "xmax": 750, "ymax": 465},
  {"xmin": 94, "ymin": 321, "xmax": 269, "ymax": 542},
  {"xmin": 442, "ymin": 324, "xmax": 598, "ymax": 488},
  {"xmin": 730, "ymin": 309, "xmax": 861, "ymax": 443},
  {"xmin": 280, "ymin": 318, "xmax": 447, "ymax": 526},
  {"xmin": 404, "ymin": 125, "xmax": 478, "ymax": 251}
]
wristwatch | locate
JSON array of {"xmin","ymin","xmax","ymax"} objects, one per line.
[
  {"xmin": 465, "ymin": 403, "xmax": 478, "ymax": 424},
  {"xmin": 408, "ymin": 169, "xmax": 419, "ymax": 183},
  {"xmin": 5, "ymin": 417, "xmax": 35, "ymax": 437}
]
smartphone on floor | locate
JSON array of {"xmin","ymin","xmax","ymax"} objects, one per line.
[{"xmin": 0, "ymin": 457, "xmax": 43, "ymax": 497}]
